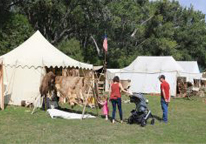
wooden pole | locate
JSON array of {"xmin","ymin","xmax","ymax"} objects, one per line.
[
  {"xmin": 104, "ymin": 51, "xmax": 107, "ymax": 74},
  {"xmin": 81, "ymin": 82, "xmax": 92, "ymax": 119},
  {"xmin": 93, "ymin": 86, "xmax": 99, "ymax": 116},
  {"xmin": 1, "ymin": 62, "xmax": 4, "ymax": 110}
]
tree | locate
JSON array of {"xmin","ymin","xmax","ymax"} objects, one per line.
[
  {"xmin": 0, "ymin": 14, "xmax": 34, "ymax": 55},
  {"xmin": 57, "ymin": 38, "xmax": 84, "ymax": 62},
  {"xmin": 1, "ymin": 0, "xmax": 206, "ymax": 69}
]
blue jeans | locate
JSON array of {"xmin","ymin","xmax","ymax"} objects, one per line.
[
  {"xmin": 111, "ymin": 98, "xmax": 123, "ymax": 120},
  {"xmin": 161, "ymin": 98, "xmax": 168, "ymax": 122}
]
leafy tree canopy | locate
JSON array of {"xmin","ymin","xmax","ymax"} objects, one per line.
[{"xmin": 0, "ymin": 0, "xmax": 206, "ymax": 70}]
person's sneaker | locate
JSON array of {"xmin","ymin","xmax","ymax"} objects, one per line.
[{"xmin": 112, "ymin": 119, "xmax": 115, "ymax": 124}]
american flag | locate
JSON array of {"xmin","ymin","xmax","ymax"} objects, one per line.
[{"xmin": 103, "ymin": 35, "xmax": 108, "ymax": 52}]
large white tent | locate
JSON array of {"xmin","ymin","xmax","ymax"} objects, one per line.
[
  {"xmin": 0, "ymin": 31, "xmax": 92, "ymax": 107},
  {"xmin": 106, "ymin": 56, "xmax": 185, "ymax": 96}
]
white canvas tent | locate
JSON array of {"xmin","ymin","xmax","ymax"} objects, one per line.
[
  {"xmin": 0, "ymin": 31, "xmax": 93, "ymax": 107},
  {"xmin": 106, "ymin": 56, "xmax": 185, "ymax": 96},
  {"xmin": 177, "ymin": 61, "xmax": 201, "ymax": 82}
]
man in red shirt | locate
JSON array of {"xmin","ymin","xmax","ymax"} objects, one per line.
[{"xmin": 159, "ymin": 75, "xmax": 170, "ymax": 123}]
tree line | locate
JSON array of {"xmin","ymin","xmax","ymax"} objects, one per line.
[{"xmin": 1, "ymin": 0, "xmax": 206, "ymax": 70}]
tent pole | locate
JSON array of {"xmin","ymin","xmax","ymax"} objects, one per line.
[{"xmin": 1, "ymin": 62, "xmax": 4, "ymax": 110}]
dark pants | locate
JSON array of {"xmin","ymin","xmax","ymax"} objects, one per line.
[
  {"xmin": 111, "ymin": 98, "xmax": 123, "ymax": 120},
  {"xmin": 161, "ymin": 98, "xmax": 168, "ymax": 122}
]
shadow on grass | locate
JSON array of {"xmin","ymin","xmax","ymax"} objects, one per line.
[
  {"xmin": 174, "ymin": 96, "xmax": 198, "ymax": 101},
  {"xmin": 99, "ymin": 113, "xmax": 126, "ymax": 123},
  {"xmin": 153, "ymin": 115, "xmax": 162, "ymax": 122},
  {"xmin": 0, "ymin": 104, "xmax": 9, "ymax": 110},
  {"xmin": 40, "ymin": 105, "xmax": 99, "ymax": 117},
  {"xmin": 57, "ymin": 106, "xmax": 99, "ymax": 117},
  {"xmin": 100, "ymin": 115, "xmax": 114, "ymax": 122}
]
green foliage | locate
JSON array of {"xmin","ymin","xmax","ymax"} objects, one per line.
[
  {"xmin": 0, "ymin": 96, "xmax": 206, "ymax": 143},
  {"xmin": 1, "ymin": 0, "xmax": 206, "ymax": 69},
  {"xmin": 57, "ymin": 38, "xmax": 84, "ymax": 62},
  {"xmin": 0, "ymin": 14, "xmax": 34, "ymax": 55}
]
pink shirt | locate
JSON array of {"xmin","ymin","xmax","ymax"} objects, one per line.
[{"xmin": 102, "ymin": 100, "xmax": 109, "ymax": 115}]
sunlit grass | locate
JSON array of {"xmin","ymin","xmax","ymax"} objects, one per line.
[{"xmin": 0, "ymin": 95, "xmax": 206, "ymax": 143}]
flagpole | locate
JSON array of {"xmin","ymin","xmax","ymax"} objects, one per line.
[
  {"xmin": 102, "ymin": 32, "xmax": 108, "ymax": 94},
  {"xmin": 104, "ymin": 50, "xmax": 107, "ymax": 74},
  {"xmin": 103, "ymin": 32, "xmax": 107, "ymax": 74}
]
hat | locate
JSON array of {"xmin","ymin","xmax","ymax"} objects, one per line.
[{"xmin": 158, "ymin": 75, "xmax": 165, "ymax": 80}]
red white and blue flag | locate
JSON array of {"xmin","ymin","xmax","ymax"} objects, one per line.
[{"xmin": 103, "ymin": 35, "xmax": 108, "ymax": 52}]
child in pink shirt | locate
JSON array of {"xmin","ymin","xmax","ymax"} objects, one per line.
[{"xmin": 99, "ymin": 97, "xmax": 109, "ymax": 120}]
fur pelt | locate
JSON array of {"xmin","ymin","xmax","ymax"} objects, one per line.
[
  {"xmin": 39, "ymin": 71, "xmax": 56, "ymax": 97},
  {"xmin": 62, "ymin": 69, "xmax": 80, "ymax": 77},
  {"xmin": 55, "ymin": 76, "xmax": 93, "ymax": 107}
]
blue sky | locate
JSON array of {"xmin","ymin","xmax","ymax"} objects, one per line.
[
  {"xmin": 178, "ymin": 0, "xmax": 206, "ymax": 14},
  {"xmin": 150, "ymin": 0, "xmax": 206, "ymax": 15}
]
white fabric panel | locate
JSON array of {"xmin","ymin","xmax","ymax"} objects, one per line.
[
  {"xmin": 0, "ymin": 31, "xmax": 92, "ymax": 70},
  {"xmin": 123, "ymin": 56, "xmax": 184, "ymax": 73},
  {"xmin": 177, "ymin": 61, "xmax": 200, "ymax": 73},
  {"xmin": 119, "ymin": 72, "xmax": 177, "ymax": 96},
  {"xmin": 178, "ymin": 72, "xmax": 202, "ymax": 83},
  {"xmin": 105, "ymin": 69, "xmax": 121, "ymax": 91},
  {"xmin": 47, "ymin": 109, "xmax": 96, "ymax": 119},
  {"xmin": 177, "ymin": 61, "xmax": 202, "ymax": 82},
  {"xmin": 0, "ymin": 66, "xmax": 44, "ymax": 106}
]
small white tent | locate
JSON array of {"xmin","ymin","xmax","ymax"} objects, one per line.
[
  {"xmin": 177, "ymin": 61, "xmax": 201, "ymax": 82},
  {"xmin": 106, "ymin": 56, "xmax": 184, "ymax": 96},
  {"xmin": 177, "ymin": 61, "xmax": 200, "ymax": 73},
  {"xmin": 0, "ymin": 31, "xmax": 93, "ymax": 107}
]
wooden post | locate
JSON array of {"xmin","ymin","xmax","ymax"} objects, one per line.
[
  {"xmin": 92, "ymin": 72, "xmax": 99, "ymax": 116},
  {"xmin": 92, "ymin": 78, "xmax": 99, "ymax": 116},
  {"xmin": 81, "ymin": 81, "xmax": 93, "ymax": 119},
  {"xmin": 104, "ymin": 51, "xmax": 107, "ymax": 74},
  {"xmin": 1, "ymin": 63, "xmax": 4, "ymax": 110},
  {"xmin": 93, "ymin": 87, "xmax": 99, "ymax": 116}
]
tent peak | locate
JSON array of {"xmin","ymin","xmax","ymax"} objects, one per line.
[
  {"xmin": 123, "ymin": 56, "xmax": 184, "ymax": 73},
  {"xmin": 0, "ymin": 30, "xmax": 93, "ymax": 69}
]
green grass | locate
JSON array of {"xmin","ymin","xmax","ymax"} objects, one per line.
[{"xmin": 0, "ymin": 96, "xmax": 206, "ymax": 144}]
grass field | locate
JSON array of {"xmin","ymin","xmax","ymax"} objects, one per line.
[{"xmin": 0, "ymin": 95, "xmax": 206, "ymax": 144}]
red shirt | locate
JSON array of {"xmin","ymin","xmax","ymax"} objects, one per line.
[
  {"xmin": 110, "ymin": 83, "xmax": 121, "ymax": 100},
  {"xmin": 161, "ymin": 81, "xmax": 170, "ymax": 101}
]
